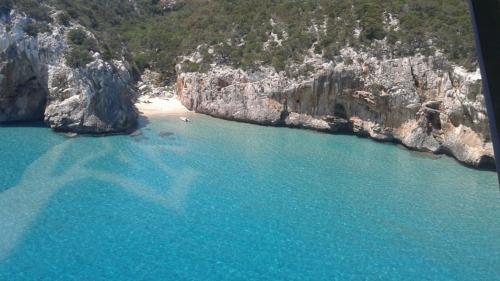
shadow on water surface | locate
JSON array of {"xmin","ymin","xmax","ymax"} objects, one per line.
[
  {"xmin": 0, "ymin": 121, "xmax": 47, "ymax": 128},
  {"xmin": 137, "ymin": 115, "xmax": 151, "ymax": 130}
]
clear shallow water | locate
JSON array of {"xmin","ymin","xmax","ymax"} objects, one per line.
[{"xmin": 0, "ymin": 115, "xmax": 499, "ymax": 281}]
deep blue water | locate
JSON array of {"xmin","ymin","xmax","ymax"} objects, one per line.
[{"xmin": 0, "ymin": 115, "xmax": 499, "ymax": 281}]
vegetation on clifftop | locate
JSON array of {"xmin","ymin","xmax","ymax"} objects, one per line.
[{"xmin": 6, "ymin": 0, "xmax": 480, "ymax": 78}]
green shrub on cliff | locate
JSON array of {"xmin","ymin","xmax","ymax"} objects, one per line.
[
  {"xmin": 67, "ymin": 28, "xmax": 88, "ymax": 45},
  {"xmin": 56, "ymin": 12, "xmax": 71, "ymax": 26},
  {"xmin": 65, "ymin": 28, "xmax": 100, "ymax": 68},
  {"xmin": 15, "ymin": 0, "xmax": 52, "ymax": 22},
  {"xmin": 120, "ymin": 0, "xmax": 478, "ymax": 75},
  {"xmin": 67, "ymin": 28, "xmax": 99, "ymax": 52},
  {"xmin": 23, "ymin": 21, "xmax": 50, "ymax": 36},
  {"xmin": 65, "ymin": 47, "xmax": 93, "ymax": 68},
  {"xmin": 181, "ymin": 61, "xmax": 210, "ymax": 73},
  {"xmin": 11, "ymin": 0, "xmax": 482, "ymax": 75}
]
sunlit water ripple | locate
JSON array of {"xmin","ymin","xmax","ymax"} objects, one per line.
[{"xmin": 0, "ymin": 115, "xmax": 499, "ymax": 280}]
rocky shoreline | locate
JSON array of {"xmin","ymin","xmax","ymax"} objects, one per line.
[
  {"xmin": 177, "ymin": 49, "xmax": 495, "ymax": 169},
  {"xmin": 0, "ymin": 10, "xmax": 137, "ymax": 134},
  {"xmin": 1, "ymin": 8, "xmax": 496, "ymax": 170}
]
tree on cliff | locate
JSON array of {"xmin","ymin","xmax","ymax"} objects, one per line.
[{"xmin": 6, "ymin": 0, "xmax": 480, "ymax": 78}]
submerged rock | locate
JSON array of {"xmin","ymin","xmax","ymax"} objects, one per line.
[
  {"xmin": 159, "ymin": 131, "xmax": 174, "ymax": 138},
  {"xmin": 129, "ymin": 130, "xmax": 143, "ymax": 137},
  {"xmin": 64, "ymin": 132, "xmax": 78, "ymax": 138}
]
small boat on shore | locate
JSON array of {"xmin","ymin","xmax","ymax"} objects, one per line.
[
  {"xmin": 180, "ymin": 117, "xmax": 191, "ymax": 122},
  {"xmin": 64, "ymin": 132, "xmax": 78, "ymax": 138}
]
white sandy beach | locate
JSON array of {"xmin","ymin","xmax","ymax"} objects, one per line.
[{"xmin": 135, "ymin": 96, "xmax": 191, "ymax": 116}]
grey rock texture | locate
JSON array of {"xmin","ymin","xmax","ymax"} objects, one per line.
[
  {"xmin": 44, "ymin": 58, "xmax": 137, "ymax": 133},
  {"xmin": 0, "ymin": 13, "xmax": 51, "ymax": 122},
  {"xmin": 177, "ymin": 49, "xmax": 494, "ymax": 168},
  {"xmin": 0, "ymin": 10, "xmax": 137, "ymax": 133}
]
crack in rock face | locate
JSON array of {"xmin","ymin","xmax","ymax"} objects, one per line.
[
  {"xmin": 0, "ymin": 43, "xmax": 48, "ymax": 122},
  {"xmin": 176, "ymin": 53, "xmax": 495, "ymax": 169},
  {"xmin": 0, "ymin": 10, "xmax": 137, "ymax": 134}
]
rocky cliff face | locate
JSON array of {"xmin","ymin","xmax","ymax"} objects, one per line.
[
  {"xmin": 44, "ymin": 57, "xmax": 137, "ymax": 134},
  {"xmin": 0, "ymin": 10, "xmax": 137, "ymax": 133},
  {"xmin": 177, "ymin": 49, "xmax": 494, "ymax": 168}
]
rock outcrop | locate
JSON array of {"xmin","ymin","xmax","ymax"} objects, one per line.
[
  {"xmin": 0, "ymin": 13, "xmax": 50, "ymax": 122},
  {"xmin": 177, "ymin": 49, "xmax": 494, "ymax": 168},
  {"xmin": 0, "ymin": 9, "xmax": 137, "ymax": 133},
  {"xmin": 44, "ymin": 58, "xmax": 137, "ymax": 133}
]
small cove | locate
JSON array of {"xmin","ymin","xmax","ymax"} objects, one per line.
[{"xmin": 0, "ymin": 114, "xmax": 499, "ymax": 280}]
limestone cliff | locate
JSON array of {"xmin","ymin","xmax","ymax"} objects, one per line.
[
  {"xmin": 0, "ymin": 10, "xmax": 137, "ymax": 133},
  {"xmin": 177, "ymin": 49, "xmax": 494, "ymax": 168}
]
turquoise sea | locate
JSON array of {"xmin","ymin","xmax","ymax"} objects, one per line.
[{"xmin": 0, "ymin": 115, "xmax": 499, "ymax": 281}]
